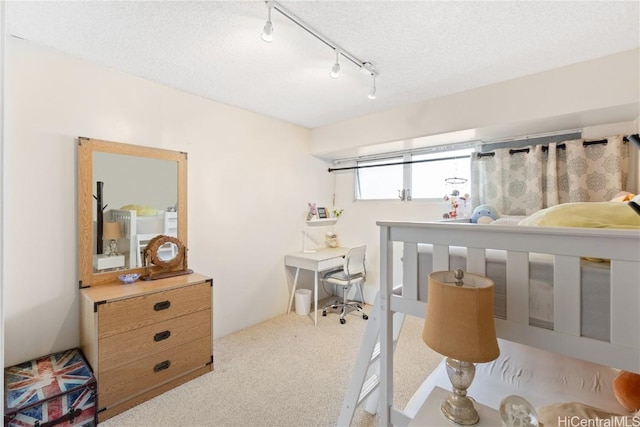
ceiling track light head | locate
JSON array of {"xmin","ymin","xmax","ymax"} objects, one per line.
[
  {"xmin": 261, "ymin": 1, "xmax": 274, "ymax": 42},
  {"xmin": 330, "ymin": 49, "xmax": 341, "ymax": 79},
  {"xmin": 262, "ymin": 21, "xmax": 273, "ymax": 42},
  {"xmin": 367, "ymin": 73, "xmax": 377, "ymax": 100}
]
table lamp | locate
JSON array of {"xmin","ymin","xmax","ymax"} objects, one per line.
[
  {"xmin": 422, "ymin": 269, "xmax": 499, "ymax": 425},
  {"xmin": 102, "ymin": 221, "xmax": 122, "ymax": 256}
]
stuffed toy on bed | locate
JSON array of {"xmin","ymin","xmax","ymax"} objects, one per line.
[
  {"xmin": 471, "ymin": 204, "xmax": 499, "ymax": 224},
  {"xmin": 613, "ymin": 371, "xmax": 640, "ymax": 412}
]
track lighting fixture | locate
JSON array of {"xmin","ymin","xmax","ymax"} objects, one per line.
[
  {"xmin": 261, "ymin": 1, "xmax": 274, "ymax": 43},
  {"xmin": 368, "ymin": 75, "xmax": 377, "ymax": 100},
  {"xmin": 361, "ymin": 62, "xmax": 378, "ymax": 100},
  {"xmin": 261, "ymin": 1, "xmax": 378, "ymax": 98},
  {"xmin": 330, "ymin": 49, "xmax": 341, "ymax": 79}
]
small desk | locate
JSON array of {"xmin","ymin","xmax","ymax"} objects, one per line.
[{"xmin": 285, "ymin": 247, "xmax": 348, "ymax": 325}]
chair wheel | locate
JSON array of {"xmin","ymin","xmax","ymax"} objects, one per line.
[
  {"xmin": 322, "ymin": 311, "xmax": 327, "ymax": 316},
  {"xmin": 363, "ymin": 314, "xmax": 369, "ymax": 320},
  {"xmin": 340, "ymin": 318, "xmax": 346, "ymax": 324}
]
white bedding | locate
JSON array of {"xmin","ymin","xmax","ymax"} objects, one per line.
[
  {"xmin": 404, "ymin": 339, "xmax": 626, "ymax": 417},
  {"xmin": 417, "ymin": 244, "xmax": 612, "ymax": 341}
]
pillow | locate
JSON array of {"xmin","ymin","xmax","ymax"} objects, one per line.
[
  {"xmin": 537, "ymin": 402, "xmax": 638, "ymax": 427},
  {"xmin": 120, "ymin": 204, "xmax": 158, "ymax": 216},
  {"xmin": 489, "ymin": 216, "xmax": 527, "ymax": 226},
  {"xmin": 613, "ymin": 371, "xmax": 640, "ymax": 412},
  {"xmin": 518, "ymin": 202, "xmax": 640, "ymax": 229}
]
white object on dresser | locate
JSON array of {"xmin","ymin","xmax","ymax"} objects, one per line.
[
  {"xmin": 409, "ymin": 387, "xmax": 502, "ymax": 427},
  {"xmin": 93, "ymin": 254, "xmax": 125, "ymax": 271}
]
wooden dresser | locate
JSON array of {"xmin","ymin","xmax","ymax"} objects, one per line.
[{"xmin": 79, "ymin": 273, "xmax": 213, "ymax": 421}]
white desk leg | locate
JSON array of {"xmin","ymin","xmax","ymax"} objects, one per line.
[
  {"xmin": 288, "ymin": 267, "xmax": 300, "ymax": 314},
  {"xmin": 314, "ymin": 271, "xmax": 319, "ymax": 326}
]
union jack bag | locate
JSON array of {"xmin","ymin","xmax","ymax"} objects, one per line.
[{"xmin": 4, "ymin": 348, "xmax": 97, "ymax": 427}]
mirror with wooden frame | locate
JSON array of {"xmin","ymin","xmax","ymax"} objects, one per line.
[{"xmin": 77, "ymin": 137, "xmax": 188, "ymax": 287}]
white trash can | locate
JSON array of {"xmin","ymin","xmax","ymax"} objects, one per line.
[{"xmin": 295, "ymin": 289, "xmax": 312, "ymax": 315}]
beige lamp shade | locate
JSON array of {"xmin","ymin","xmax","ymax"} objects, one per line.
[
  {"xmin": 102, "ymin": 222, "xmax": 122, "ymax": 240},
  {"xmin": 422, "ymin": 271, "xmax": 499, "ymax": 363}
]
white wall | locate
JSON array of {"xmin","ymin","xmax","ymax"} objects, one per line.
[
  {"xmin": 3, "ymin": 38, "xmax": 332, "ymax": 366},
  {"xmin": 312, "ymin": 49, "xmax": 639, "ymax": 159}
]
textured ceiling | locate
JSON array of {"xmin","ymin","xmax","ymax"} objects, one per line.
[{"xmin": 5, "ymin": 1, "xmax": 640, "ymax": 129}]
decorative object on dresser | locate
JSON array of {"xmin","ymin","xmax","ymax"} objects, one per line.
[
  {"xmin": 102, "ymin": 221, "xmax": 122, "ymax": 256},
  {"xmin": 422, "ymin": 269, "xmax": 499, "ymax": 426},
  {"xmin": 141, "ymin": 234, "xmax": 193, "ymax": 280},
  {"xmin": 77, "ymin": 137, "xmax": 213, "ymax": 422},
  {"xmin": 118, "ymin": 273, "xmax": 141, "ymax": 284},
  {"xmin": 94, "ymin": 221, "xmax": 125, "ymax": 271}
]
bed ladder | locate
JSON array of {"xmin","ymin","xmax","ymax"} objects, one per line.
[{"xmin": 337, "ymin": 287, "xmax": 405, "ymax": 426}]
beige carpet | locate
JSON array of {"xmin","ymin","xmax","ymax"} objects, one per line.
[{"xmin": 101, "ymin": 301, "xmax": 443, "ymax": 427}]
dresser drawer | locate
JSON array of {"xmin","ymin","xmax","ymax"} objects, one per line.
[
  {"xmin": 98, "ymin": 309, "xmax": 211, "ymax": 372},
  {"xmin": 99, "ymin": 335, "xmax": 211, "ymax": 408},
  {"xmin": 98, "ymin": 282, "xmax": 211, "ymax": 338}
]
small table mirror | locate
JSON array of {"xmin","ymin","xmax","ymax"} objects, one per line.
[{"xmin": 141, "ymin": 235, "xmax": 193, "ymax": 280}]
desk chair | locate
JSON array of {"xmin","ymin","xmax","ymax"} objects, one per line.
[{"xmin": 322, "ymin": 245, "xmax": 369, "ymax": 324}]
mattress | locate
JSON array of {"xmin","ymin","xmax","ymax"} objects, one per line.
[
  {"xmin": 417, "ymin": 244, "xmax": 611, "ymax": 341},
  {"xmin": 404, "ymin": 338, "xmax": 625, "ymax": 417}
]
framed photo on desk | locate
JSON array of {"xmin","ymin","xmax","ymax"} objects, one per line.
[{"xmin": 317, "ymin": 207, "xmax": 328, "ymax": 218}]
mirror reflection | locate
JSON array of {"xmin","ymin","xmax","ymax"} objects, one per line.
[
  {"xmin": 93, "ymin": 152, "xmax": 178, "ymax": 273},
  {"xmin": 157, "ymin": 242, "xmax": 179, "ymax": 262}
]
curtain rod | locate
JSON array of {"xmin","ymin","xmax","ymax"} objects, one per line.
[
  {"xmin": 476, "ymin": 136, "xmax": 636, "ymax": 158},
  {"xmin": 328, "ymin": 155, "xmax": 470, "ymax": 173},
  {"xmin": 329, "ymin": 133, "xmax": 638, "ymax": 171},
  {"xmin": 333, "ymin": 129, "xmax": 582, "ymax": 165}
]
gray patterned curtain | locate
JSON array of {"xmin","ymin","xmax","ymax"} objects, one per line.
[{"xmin": 470, "ymin": 135, "xmax": 630, "ymax": 215}]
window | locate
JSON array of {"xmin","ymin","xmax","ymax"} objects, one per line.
[
  {"xmin": 411, "ymin": 149, "xmax": 472, "ymax": 199},
  {"xmin": 354, "ymin": 148, "xmax": 472, "ymax": 201},
  {"xmin": 355, "ymin": 157, "xmax": 404, "ymax": 200}
]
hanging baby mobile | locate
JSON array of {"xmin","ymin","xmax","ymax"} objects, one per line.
[{"xmin": 442, "ymin": 177, "xmax": 470, "ymax": 219}]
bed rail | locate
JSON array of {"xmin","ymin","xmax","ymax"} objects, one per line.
[{"xmin": 376, "ymin": 221, "xmax": 640, "ymax": 425}]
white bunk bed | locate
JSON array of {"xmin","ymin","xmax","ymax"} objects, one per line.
[
  {"xmin": 373, "ymin": 220, "xmax": 640, "ymax": 426},
  {"xmin": 107, "ymin": 209, "xmax": 178, "ymax": 269}
]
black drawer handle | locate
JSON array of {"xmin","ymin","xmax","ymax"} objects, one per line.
[
  {"xmin": 153, "ymin": 301, "xmax": 171, "ymax": 311},
  {"xmin": 153, "ymin": 360, "xmax": 171, "ymax": 373},
  {"xmin": 154, "ymin": 330, "xmax": 171, "ymax": 342}
]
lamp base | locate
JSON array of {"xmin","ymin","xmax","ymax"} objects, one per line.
[
  {"xmin": 105, "ymin": 239, "xmax": 120, "ymax": 257},
  {"xmin": 442, "ymin": 358, "xmax": 479, "ymax": 425}
]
